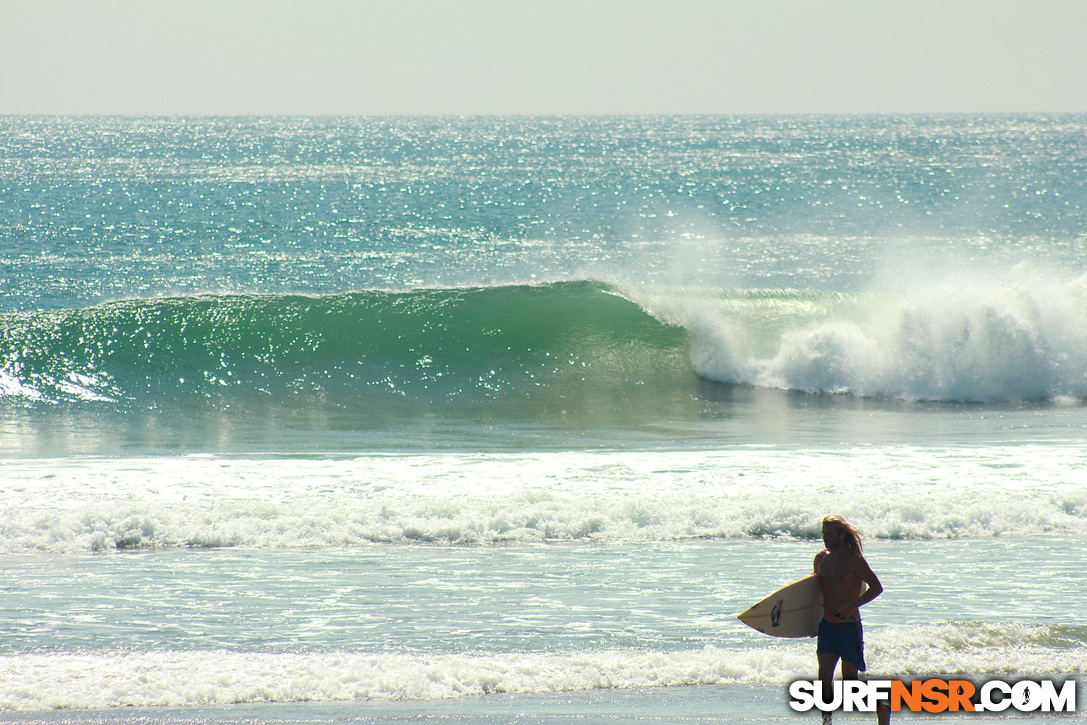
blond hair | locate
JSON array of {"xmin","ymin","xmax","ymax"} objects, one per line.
[{"xmin": 823, "ymin": 515, "xmax": 863, "ymax": 552}]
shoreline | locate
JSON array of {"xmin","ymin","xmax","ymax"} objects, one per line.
[{"xmin": 0, "ymin": 682, "xmax": 1083, "ymax": 725}]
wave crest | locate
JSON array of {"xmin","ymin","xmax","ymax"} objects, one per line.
[{"xmin": 6, "ymin": 275, "xmax": 1087, "ymax": 414}]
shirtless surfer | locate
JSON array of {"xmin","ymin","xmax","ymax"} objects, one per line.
[{"xmin": 814, "ymin": 515, "xmax": 888, "ymax": 725}]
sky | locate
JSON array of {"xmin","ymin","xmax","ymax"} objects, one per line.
[{"xmin": 2, "ymin": 0, "xmax": 1086, "ymax": 116}]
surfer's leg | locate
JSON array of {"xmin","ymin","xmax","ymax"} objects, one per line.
[
  {"xmin": 818, "ymin": 652, "xmax": 839, "ymax": 707},
  {"xmin": 817, "ymin": 621, "xmax": 841, "ymax": 724},
  {"xmin": 840, "ymin": 662, "xmax": 890, "ymax": 724}
]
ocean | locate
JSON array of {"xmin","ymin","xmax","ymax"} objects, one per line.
[{"xmin": 1, "ymin": 114, "xmax": 1085, "ymax": 723}]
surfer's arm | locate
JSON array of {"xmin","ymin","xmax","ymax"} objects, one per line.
[{"xmin": 834, "ymin": 555, "xmax": 883, "ymax": 619}]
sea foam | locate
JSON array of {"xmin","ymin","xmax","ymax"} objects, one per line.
[
  {"xmin": 0, "ymin": 623, "xmax": 1081, "ymax": 711},
  {"xmin": 1, "ymin": 447, "xmax": 1083, "ymax": 553},
  {"xmin": 642, "ymin": 271, "xmax": 1087, "ymax": 402}
]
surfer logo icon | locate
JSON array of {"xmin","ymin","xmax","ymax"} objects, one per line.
[
  {"xmin": 770, "ymin": 598, "xmax": 784, "ymax": 627},
  {"xmin": 737, "ymin": 575, "xmax": 822, "ymax": 638}
]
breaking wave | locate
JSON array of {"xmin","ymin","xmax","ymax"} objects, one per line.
[{"xmin": 4, "ymin": 275, "xmax": 1087, "ymax": 421}]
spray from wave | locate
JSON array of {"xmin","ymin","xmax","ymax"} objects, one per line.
[{"xmin": 636, "ymin": 267, "xmax": 1087, "ymax": 402}]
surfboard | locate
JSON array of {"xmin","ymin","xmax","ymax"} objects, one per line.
[{"xmin": 737, "ymin": 575, "xmax": 823, "ymax": 638}]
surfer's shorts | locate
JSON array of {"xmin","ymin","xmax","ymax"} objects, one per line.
[{"xmin": 817, "ymin": 618, "xmax": 866, "ymax": 671}]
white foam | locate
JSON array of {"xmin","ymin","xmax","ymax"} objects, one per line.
[
  {"xmin": 0, "ymin": 622, "xmax": 1082, "ymax": 711},
  {"xmin": 0, "ymin": 446, "xmax": 1084, "ymax": 553},
  {"xmin": 0, "ymin": 371, "xmax": 43, "ymax": 400},
  {"xmin": 647, "ymin": 271, "xmax": 1087, "ymax": 402},
  {"xmin": 0, "ymin": 648, "xmax": 793, "ymax": 710},
  {"xmin": 872, "ymin": 622, "xmax": 1087, "ymax": 678}
]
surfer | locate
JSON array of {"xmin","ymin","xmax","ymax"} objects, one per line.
[{"xmin": 814, "ymin": 515, "xmax": 888, "ymax": 725}]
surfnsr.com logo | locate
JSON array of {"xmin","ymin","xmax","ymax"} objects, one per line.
[{"xmin": 789, "ymin": 678, "xmax": 1078, "ymax": 714}]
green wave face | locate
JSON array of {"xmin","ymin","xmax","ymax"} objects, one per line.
[
  {"xmin": 0, "ymin": 281, "xmax": 694, "ymax": 423},
  {"xmin": 5, "ymin": 276, "xmax": 1085, "ymax": 455}
]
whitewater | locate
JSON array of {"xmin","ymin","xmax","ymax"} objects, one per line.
[
  {"xmin": 1, "ymin": 114, "xmax": 1086, "ymax": 722},
  {"xmin": 1, "ymin": 447, "xmax": 1085, "ymax": 553}
]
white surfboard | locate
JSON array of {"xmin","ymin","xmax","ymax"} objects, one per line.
[{"xmin": 737, "ymin": 575, "xmax": 823, "ymax": 638}]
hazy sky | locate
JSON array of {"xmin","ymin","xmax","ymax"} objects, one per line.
[{"xmin": 3, "ymin": 0, "xmax": 1086, "ymax": 115}]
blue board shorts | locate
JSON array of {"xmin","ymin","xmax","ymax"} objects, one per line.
[{"xmin": 817, "ymin": 618, "xmax": 866, "ymax": 671}]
